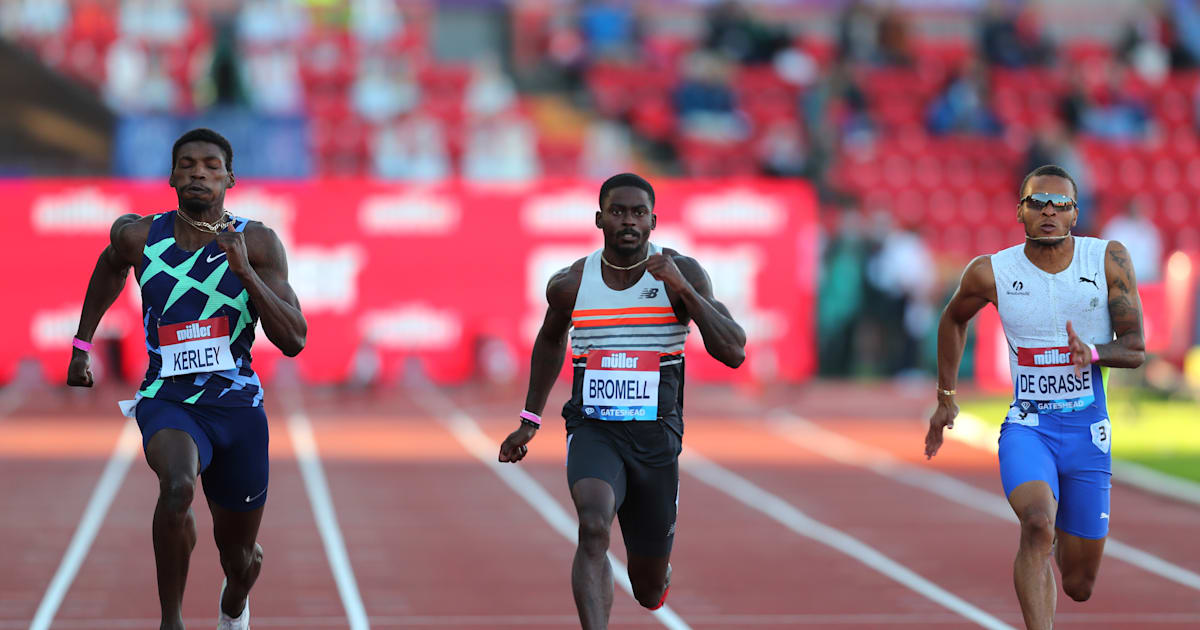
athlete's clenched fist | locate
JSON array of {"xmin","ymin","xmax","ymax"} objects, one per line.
[{"xmin": 216, "ymin": 225, "xmax": 250, "ymax": 276}]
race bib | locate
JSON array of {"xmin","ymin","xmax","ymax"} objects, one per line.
[
  {"xmin": 158, "ymin": 317, "xmax": 235, "ymax": 377},
  {"xmin": 1015, "ymin": 346, "xmax": 1095, "ymax": 412},
  {"xmin": 582, "ymin": 350, "xmax": 659, "ymax": 421}
]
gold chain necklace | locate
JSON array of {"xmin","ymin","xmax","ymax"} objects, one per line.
[
  {"xmin": 176, "ymin": 209, "xmax": 234, "ymax": 234},
  {"xmin": 601, "ymin": 253, "xmax": 650, "ymax": 271}
]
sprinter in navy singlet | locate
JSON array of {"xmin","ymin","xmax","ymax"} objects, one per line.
[
  {"xmin": 68, "ymin": 128, "xmax": 306, "ymax": 630},
  {"xmin": 498, "ymin": 173, "xmax": 746, "ymax": 629}
]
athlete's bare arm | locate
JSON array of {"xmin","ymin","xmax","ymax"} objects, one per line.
[
  {"xmin": 217, "ymin": 222, "xmax": 306, "ymax": 357},
  {"xmin": 925, "ymin": 255, "xmax": 996, "ymax": 459},
  {"xmin": 499, "ymin": 259, "xmax": 584, "ymax": 463},
  {"xmin": 649, "ymin": 250, "xmax": 746, "ymax": 368},
  {"xmin": 67, "ymin": 214, "xmax": 153, "ymax": 387},
  {"xmin": 1066, "ymin": 240, "xmax": 1145, "ymax": 372}
]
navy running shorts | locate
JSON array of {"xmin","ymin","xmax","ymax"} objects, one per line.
[{"xmin": 135, "ymin": 397, "xmax": 270, "ymax": 512}]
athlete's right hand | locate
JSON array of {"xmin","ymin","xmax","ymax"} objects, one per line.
[
  {"xmin": 66, "ymin": 350, "xmax": 94, "ymax": 387},
  {"xmin": 499, "ymin": 424, "xmax": 537, "ymax": 463},
  {"xmin": 924, "ymin": 400, "xmax": 958, "ymax": 459}
]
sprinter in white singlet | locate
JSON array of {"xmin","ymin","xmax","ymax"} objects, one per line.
[
  {"xmin": 925, "ymin": 165, "xmax": 1145, "ymax": 630},
  {"xmin": 498, "ymin": 173, "xmax": 746, "ymax": 629}
]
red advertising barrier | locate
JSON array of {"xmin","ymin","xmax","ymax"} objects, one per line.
[{"xmin": 3, "ymin": 179, "xmax": 818, "ymax": 387}]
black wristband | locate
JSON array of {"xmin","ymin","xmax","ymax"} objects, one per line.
[{"xmin": 520, "ymin": 418, "xmax": 540, "ymax": 429}]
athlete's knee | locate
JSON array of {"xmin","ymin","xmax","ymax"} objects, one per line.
[
  {"xmin": 575, "ymin": 508, "xmax": 612, "ymax": 555},
  {"xmin": 1018, "ymin": 511, "xmax": 1055, "ymax": 553},
  {"xmin": 157, "ymin": 474, "xmax": 196, "ymax": 516},
  {"xmin": 1062, "ymin": 573, "xmax": 1095, "ymax": 602},
  {"xmin": 631, "ymin": 576, "xmax": 667, "ymax": 609}
]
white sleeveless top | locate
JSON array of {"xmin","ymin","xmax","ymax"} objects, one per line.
[
  {"xmin": 564, "ymin": 244, "xmax": 690, "ymax": 430},
  {"xmin": 991, "ymin": 236, "xmax": 1113, "ymax": 418},
  {"xmin": 569, "ymin": 243, "xmax": 689, "ymax": 366}
]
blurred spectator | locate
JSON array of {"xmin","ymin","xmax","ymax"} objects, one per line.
[
  {"xmin": 818, "ymin": 205, "xmax": 868, "ymax": 377},
  {"xmin": 1102, "ymin": 199, "xmax": 1163, "ymax": 282},
  {"xmin": 837, "ymin": 0, "xmax": 878, "ymax": 65},
  {"xmin": 104, "ymin": 37, "xmax": 148, "ymax": 110},
  {"xmin": 926, "ymin": 59, "xmax": 1003, "ymax": 136},
  {"xmin": 462, "ymin": 112, "xmax": 541, "ymax": 181},
  {"xmin": 351, "ymin": 55, "xmax": 420, "ymax": 123},
  {"xmin": 140, "ymin": 49, "xmax": 178, "ymax": 112},
  {"xmin": 978, "ymin": 0, "xmax": 1053, "ymax": 68},
  {"xmin": 1081, "ymin": 64, "xmax": 1151, "ymax": 141},
  {"xmin": 579, "ymin": 119, "xmax": 634, "ymax": 179},
  {"xmin": 3, "ymin": 0, "xmax": 70, "ymax": 38},
  {"xmin": 1023, "ymin": 124, "xmax": 1096, "ymax": 234},
  {"xmin": 579, "ymin": 0, "xmax": 638, "ymax": 60},
  {"xmin": 465, "ymin": 55, "xmax": 517, "ymax": 118},
  {"xmin": 238, "ymin": 0, "xmax": 307, "ymax": 45},
  {"xmin": 1117, "ymin": 4, "xmax": 1171, "ymax": 84},
  {"xmin": 244, "ymin": 48, "xmax": 303, "ymax": 114},
  {"xmin": 801, "ymin": 60, "xmax": 875, "ymax": 194},
  {"xmin": 1169, "ymin": 0, "xmax": 1200, "ymax": 68},
  {"xmin": 865, "ymin": 213, "xmax": 937, "ymax": 376},
  {"xmin": 875, "ymin": 8, "xmax": 914, "ymax": 67},
  {"xmin": 372, "ymin": 114, "xmax": 450, "ymax": 181},
  {"xmin": 349, "ymin": 0, "xmax": 404, "ymax": 46},
  {"xmin": 673, "ymin": 51, "xmax": 747, "ymax": 142},
  {"xmin": 757, "ymin": 120, "xmax": 808, "ymax": 178},
  {"xmin": 704, "ymin": 0, "xmax": 789, "ymax": 65},
  {"xmin": 119, "ymin": 0, "xmax": 187, "ymax": 43}
]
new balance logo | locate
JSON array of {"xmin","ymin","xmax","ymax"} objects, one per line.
[
  {"xmin": 600, "ymin": 352, "xmax": 639, "ymax": 368},
  {"xmin": 639, "ymin": 288, "xmax": 659, "ymax": 299},
  {"xmin": 1033, "ymin": 349, "xmax": 1071, "ymax": 365},
  {"xmin": 175, "ymin": 322, "xmax": 213, "ymax": 342}
]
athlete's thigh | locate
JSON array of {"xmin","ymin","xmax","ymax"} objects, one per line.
[
  {"xmin": 198, "ymin": 405, "xmax": 270, "ymax": 512},
  {"xmin": 567, "ymin": 422, "xmax": 628, "ymax": 510},
  {"xmin": 1055, "ymin": 529, "xmax": 1106, "ymax": 581},
  {"xmin": 616, "ymin": 422, "xmax": 680, "ymax": 558},
  {"xmin": 999, "ymin": 421, "xmax": 1060, "ymax": 503},
  {"xmin": 137, "ymin": 398, "xmax": 210, "ymax": 478},
  {"xmin": 1055, "ymin": 420, "xmax": 1112, "ymax": 540}
]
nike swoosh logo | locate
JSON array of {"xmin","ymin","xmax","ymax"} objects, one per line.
[
  {"xmin": 207, "ymin": 252, "xmax": 226, "ymax": 263},
  {"xmin": 244, "ymin": 488, "xmax": 267, "ymax": 503}
]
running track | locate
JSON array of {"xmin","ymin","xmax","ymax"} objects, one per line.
[{"xmin": 3, "ymin": 381, "xmax": 1199, "ymax": 629}]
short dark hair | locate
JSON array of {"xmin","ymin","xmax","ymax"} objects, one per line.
[
  {"xmin": 599, "ymin": 172, "xmax": 655, "ymax": 209},
  {"xmin": 1019, "ymin": 164, "xmax": 1077, "ymax": 199},
  {"xmin": 171, "ymin": 128, "xmax": 233, "ymax": 172}
]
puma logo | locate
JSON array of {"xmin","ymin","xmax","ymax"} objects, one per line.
[{"xmin": 1079, "ymin": 276, "xmax": 1098, "ymax": 288}]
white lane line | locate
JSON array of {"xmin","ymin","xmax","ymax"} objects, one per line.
[
  {"xmin": 769, "ymin": 411, "xmax": 1200, "ymax": 591},
  {"xmin": 29, "ymin": 421, "xmax": 139, "ymax": 630},
  {"xmin": 951, "ymin": 411, "xmax": 1200, "ymax": 507},
  {"xmin": 682, "ymin": 450, "xmax": 1016, "ymax": 630},
  {"xmin": 10, "ymin": 611, "xmax": 1200, "ymax": 628},
  {"xmin": 413, "ymin": 386, "xmax": 692, "ymax": 630},
  {"xmin": 287, "ymin": 407, "xmax": 371, "ymax": 630}
]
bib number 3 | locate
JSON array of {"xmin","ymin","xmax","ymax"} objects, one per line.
[{"xmin": 1090, "ymin": 418, "xmax": 1112, "ymax": 454}]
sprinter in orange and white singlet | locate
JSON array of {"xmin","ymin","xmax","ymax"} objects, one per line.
[{"xmin": 498, "ymin": 173, "xmax": 746, "ymax": 628}]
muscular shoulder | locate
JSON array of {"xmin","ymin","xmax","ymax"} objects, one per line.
[
  {"xmin": 546, "ymin": 257, "xmax": 586, "ymax": 311},
  {"xmin": 240, "ymin": 220, "xmax": 287, "ymax": 259},
  {"xmin": 110, "ymin": 213, "xmax": 153, "ymax": 264},
  {"xmin": 960, "ymin": 254, "xmax": 996, "ymax": 299},
  {"xmin": 1104, "ymin": 239, "xmax": 1137, "ymax": 284},
  {"xmin": 662, "ymin": 247, "xmax": 709, "ymax": 289}
]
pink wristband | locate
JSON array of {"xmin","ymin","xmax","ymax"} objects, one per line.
[
  {"xmin": 519, "ymin": 410, "xmax": 541, "ymax": 426},
  {"xmin": 72, "ymin": 337, "xmax": 93, "ymax": 352},
  {"xmin": 1088, "ymin": 343, "xmax": 1099, "ymax": 363}
]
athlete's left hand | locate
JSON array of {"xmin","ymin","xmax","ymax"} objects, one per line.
[
  {"xmin": 646, "ymin": 254, "xmax": 688, "ymax": 293},
  {"xmin": 1065, "ymin": 320, "xmax": 1092, "ymax": 375},
  {"xmin": 215, "ymin": 224, "xmax": 251, "ymax": 276}
]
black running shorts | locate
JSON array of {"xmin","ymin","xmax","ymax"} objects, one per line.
[{"xmin": 566, "ymin": 419, "xmax": 681, "ymax": 557}]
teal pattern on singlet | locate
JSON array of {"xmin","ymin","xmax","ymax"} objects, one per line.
[{"xmin": 136, "ymin": 211, "xmax": 262, "ymax": 407}]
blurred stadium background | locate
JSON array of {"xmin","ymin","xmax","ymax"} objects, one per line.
[{"xmin": 4, "ymin": 0, "xmax": 1200, "ymax": 628}]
